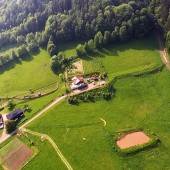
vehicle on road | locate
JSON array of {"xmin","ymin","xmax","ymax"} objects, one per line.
[{"xmin": 0, "ymin": 114, "xmax": 4, "ymax": 129}]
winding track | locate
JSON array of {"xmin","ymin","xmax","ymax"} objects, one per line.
[{"xmin": 23, "ymin": 128, "xmax": 73, "ymax": 170}]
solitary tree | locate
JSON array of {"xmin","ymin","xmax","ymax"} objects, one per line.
[
  {"xmin": 5, "ymin": 120, "xmax": 16, "ymax": 134},
  {"xmin": 76, "ymin": 44, "xmax": 85, "ymax": 57},
  {"xmin": 7, "ymin": 100, "xmax": 15, "ymax": 111}
]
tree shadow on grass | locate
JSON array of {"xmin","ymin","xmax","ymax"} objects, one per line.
[
  {"xmin": 0, "ymin": 59, "xmax": 22, "ymax": 74},
  {"xmin": 0, "ymin": 50, "xmax": 42, "ymax": 74},
  {"xmin": 99, "ymin": 34, "xmax": 159, "ymax": 58},
  {"xmin": 99, "ymin": 48, "xmax": 118, "ymax": 57},
  {"xmin": 21, "ymin": 54, "xmax": 34, "ymax": 62}
]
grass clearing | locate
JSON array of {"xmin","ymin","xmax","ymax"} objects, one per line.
[
  {"xmin": 102, "ymin": 35, "xmax": 162, "ymax": 78},
  {"xmin": 0, "ymin": 34, "xmax": 169, "ymax": 169},
  {"xmin": 82, "ymin": 55, "xmax": 104, "ymax": 74},
  {"xmin": 67, "ymin": 60, "xmax": 84, "ymax": 78},
  {"xmin": 58, "ymin": 41, "xmax": 83, "ymax": 58},
  {"xmin": 0, "ymin": 49, "xmax": 61, "ymax": 97}
]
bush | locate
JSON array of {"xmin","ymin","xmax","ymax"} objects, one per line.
[
  {"xmin": 65, "ymin": 87, "xmax": 71, "ymax": 94},
  {"xmin": 7, "ymin": 100, "xmax": 16, "ymax": 111},
  {"xmin": 68, "ymin": 96, "xmax": 79, "ymax": 104},
  {"xmin": 5, "ymin": 120, "xmax": 16, "ymax": 134},
  {"xmin": 102, "ymin": 92, "xmax": 112, "ymax": 100}
]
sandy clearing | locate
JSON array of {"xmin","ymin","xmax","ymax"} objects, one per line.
[
  {"xmin": 68, "ymin": 60, "xmax": 84, "ymax": 75},
  {"xmin": 116, "ymin": 131, "xmax": 150, "ymax": 149}
]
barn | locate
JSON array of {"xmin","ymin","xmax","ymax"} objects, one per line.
[{"xmin": 6, "ymin": 109, "xmax": 24, "ymax": 121}]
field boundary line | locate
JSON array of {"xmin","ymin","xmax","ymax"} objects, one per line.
[{"xmin": 23, "ymin": 128, "xmax": 73, "ymax": 170}]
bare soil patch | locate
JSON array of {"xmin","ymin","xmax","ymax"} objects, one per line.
[
  {"xmin": 3, "ymin": 144, "xmax": 33, "ymax": 170},
  {"xmin": 67, "ymin": 60, "xmax": 84, "ymax": 76},
  {"xmin": 0, "ymin": 138, "xmax": 34, "ymax": 170},
  {"xmin": 116, "ymin": 131, "xmax": 150, "ymax": 149}
]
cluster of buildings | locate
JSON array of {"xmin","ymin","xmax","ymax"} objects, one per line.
[{"xmin": 70, "ymin": 75, "xmax": 100, "ymax": 90}]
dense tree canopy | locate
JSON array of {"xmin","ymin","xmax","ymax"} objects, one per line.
[{"xmin": 0, "ymin": 0, "xmax": 169, "ymax": 69}]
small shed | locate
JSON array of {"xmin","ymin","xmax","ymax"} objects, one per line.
[{"xmin": 6, "ymin": 109, "xmax": 24, "ymax": 121}]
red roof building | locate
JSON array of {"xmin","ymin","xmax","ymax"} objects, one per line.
[{"xmin": 72, "ymin": 76, "xmax": 84, "ymax": 85}]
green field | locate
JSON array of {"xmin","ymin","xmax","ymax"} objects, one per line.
[
  {"xmin": 82, "ymin": 35, "xmax": 162, "ymax": 77},
  {"xmin": 82, "ymin": 55, "xmax": 103, "ymax": 74},
  {"xmin": 0, "ymin": 49, "xmax": 60, "ymax": 97},
  {"xmin": 21, "ymin": 135, "xmax": 67, "ymax": 170},
  {"xmin": 0, "ymin": 36, "xmax": 170, "ymax": 170},
  {"xmin": 22, "ymin": 36, "xmax": 170, "ymax": 169},
  {"xmin": 58, "ymin": 41, "xmax": 83, "ymax": 58},
  {"xmin": 26, "ymin": 68, "xmax": 170, "ymax": 169}
]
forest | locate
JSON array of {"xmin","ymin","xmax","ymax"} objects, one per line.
[{"xmin": 0, "ymin": 0, "xmax": 169, "ymax": 69}]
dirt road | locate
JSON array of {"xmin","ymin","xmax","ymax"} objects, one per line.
[
  {"xmin": 0, "ymin": 81, "xmax": 105, "ymax": 144},
  {"xmin": 0, "ymin": 96, "xmax": 66, "ymax": 143},
  {"xmin": 156, "ymin": 32, "xmax": 170, "ymax": 71}
]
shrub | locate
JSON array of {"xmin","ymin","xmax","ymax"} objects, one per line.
[
  {"xmin": 7, "ymin": 100, "xmax": 16, "ymax": 111},
  {"xmin": 68, "ymin": 96, "xmax": 79, "ymax": 104},
  {"xmin": 102, "ymin": 92, "xmax": 112, "ymax": 100}
]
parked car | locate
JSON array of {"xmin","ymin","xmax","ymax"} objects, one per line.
[
  {"xmin": 91, "ymin": 77, "xmax": 98, "ymax": 81},
  {"xmin": 0, "ymin": 114, "xmax": 4, "ymax": 129},
  {"xmin": 86, "ymin": 78, "xmax": 91, "ymax": 82},
  {"xmin": 78, "ymin": 83, "xmax": 88, "ymax": 89}
]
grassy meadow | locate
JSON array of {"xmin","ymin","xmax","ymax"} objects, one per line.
[
  {"xmin": 23, "ymin": 35, "xmax": 170, "ymax": 169},
  {"xmin": 81, "ymin": 35, "xmax": 162, "ymax": 77},
  {"xmin": 0, "ymin": 49, "xmax": 60, "ymax": 97},
  {"xmin": 1, "ymin": 34, "xmax": 170, "ymax": 169},
  {"xmin": 20, "ymin": 135, "xmax": 67, "ymax": 170},
  {"xmin": 27, "ymin": 68, "xmax": 170, "ymax": 170},
  {"xmin": 102, "ymin": 35, "xmax": 162, "ymax": 78},
  {"xmin": 58, "ymin": 41, "xmax": 83, "ymax": 58}
]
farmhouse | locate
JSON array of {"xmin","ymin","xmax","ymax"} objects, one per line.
[
  {"xmin": 70, "ymin": 76, "xmax": 87, "ymax": 90},
  {"xmin": 6, "ymin": 109, "xmax": 24, "ymax": 121},
  {"xmin": 71, "ymin": 76, "xmax": 84, "ymax": 85}
]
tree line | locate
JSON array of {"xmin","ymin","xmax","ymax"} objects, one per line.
[{"xmin": 0, "ymin": 0, "xmax": 168, "ymax": 69}]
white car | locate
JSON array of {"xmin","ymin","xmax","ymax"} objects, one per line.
[{"xmin": 0, "ymin": 114, "xmax": 4, "ymax": 129}]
